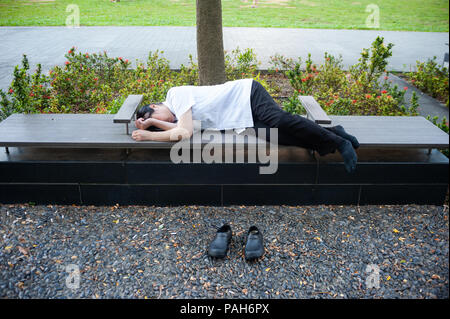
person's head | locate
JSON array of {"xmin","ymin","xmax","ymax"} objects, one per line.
[{"xmin": 136, "ymin": 103, "xmax": 175, "ymax": 122}]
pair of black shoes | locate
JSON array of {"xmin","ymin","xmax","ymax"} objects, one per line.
[{"xmin": 208, "ymin": 224, "xmax": 264, "ymax": 261}]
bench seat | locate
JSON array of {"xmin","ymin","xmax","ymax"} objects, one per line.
[{"xmin": 0, "ymin": 113, "xmax": 448, "ymax": 150}]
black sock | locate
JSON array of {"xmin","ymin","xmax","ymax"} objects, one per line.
[
  {"xmin": 337, "ymin": 139, "xmax": 358, "ymax": 173},
  {"xmin": 329, "ymin": 125, "xmax": 360, "ymax": 149}
]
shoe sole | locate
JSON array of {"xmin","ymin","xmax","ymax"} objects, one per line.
[
  {"xmin": 208, "ymin": 250, "xmax": 227, "ymax": 259},
  {"xmin": 245, "ymin": 249, "xmax": 264, "ymax": 260},
  {"xmin": 208, "ymin": 243, "xmax": 230, "ymax": 259}
]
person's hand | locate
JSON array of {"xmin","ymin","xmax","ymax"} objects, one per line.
[
  {"xmin": 132, "ymin": 129, "xmax": 153, "ymax": 141},
  {"xmin": 135, "ymin": 117, "xmax": 154, "ymax": 129}
]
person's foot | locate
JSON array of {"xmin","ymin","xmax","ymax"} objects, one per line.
[
  {"xmin": 329, "ymin": 125, "xmax": 360, "ymax": 149},
  {"xmin": 208, "ymin": 224, "xmax": 232, "ymax": 259},
  {"xmin": 244, "ymin": 226, "xmax": 264, "ymax": 261},
  {"xmin": 337, "ymin": 139, "xmax": 357, "ymax": 173}
]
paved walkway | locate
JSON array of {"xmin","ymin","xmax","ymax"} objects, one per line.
[
  {"xmin": 1, "ymin": 26, "xmax": 448, "ymax": 86},
  {"xmin": 0, "ymin": 26, "xmax": 448, "ymax": 120}
]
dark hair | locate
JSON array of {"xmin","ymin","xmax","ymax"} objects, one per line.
[{"xmin": 136, "ymin": 103, "xmax": 162, "ymax": 120}]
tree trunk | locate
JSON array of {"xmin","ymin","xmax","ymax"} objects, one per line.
[{"xmin": 196, "ymin": 0, "xmax": 227, "ymax": 86}]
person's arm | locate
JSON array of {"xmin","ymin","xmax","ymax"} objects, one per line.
[
  {"xmin": 135, "ymin": 117, "xmax": 177, "ymax": 131},
  {"xmin": 132, "ymin": 109, "xmax": 193, "ymax": 142}
]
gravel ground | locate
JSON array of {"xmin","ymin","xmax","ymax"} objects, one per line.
[{"xmin": 0, "ymin": 203, "xmax": 448, "ymax": 299}]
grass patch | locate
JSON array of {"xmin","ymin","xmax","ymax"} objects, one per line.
[{"xmin": 0, "ymin": 0, "xmax": 447, "ymax": 31}]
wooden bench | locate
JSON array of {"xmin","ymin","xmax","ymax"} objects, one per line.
[
  {"xmin": 0, "ymin": 95, "xmax": 448, "ymax": 152},
  {"xmin": 113, "ymin": 94, "xmax": 143, "ymax": 134}
]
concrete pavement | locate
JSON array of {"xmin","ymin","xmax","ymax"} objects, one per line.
[{"xmin": 0, "ymin": 26, "xmax": 448, "ymax": 91}]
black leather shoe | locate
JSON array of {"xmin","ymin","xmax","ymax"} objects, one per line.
[
  {"xmin": 244, "ymin": 226, "xmax": 264, "ymax": 260},
  {"xmin": 208, "ymin": 224, "xmax": 232, "ymax": 259}
]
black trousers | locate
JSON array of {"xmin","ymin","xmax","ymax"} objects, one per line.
[{"xmin": 249, "ymin": 80, "xmax": 344, "ymax": 156}]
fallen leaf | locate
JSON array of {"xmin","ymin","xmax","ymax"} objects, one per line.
[
  {"xmin": 393, "ymin": 228, "xmax": 400, "ymax": 233},
  {"xmin": 17, "ymin": 246, "xmax": 29, "ymax": 256}
]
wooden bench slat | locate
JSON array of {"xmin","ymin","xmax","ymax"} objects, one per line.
[
  {"xmin": 298, "ymin": 95, "xmax": 332, "ymax": 124},
  {"xmin": 113, "ymin": 95, "xmax": 143, "ymax": 123},
  {"xmin": 0, "ymin": 114, "xmax": 448, "ymax": 150}
]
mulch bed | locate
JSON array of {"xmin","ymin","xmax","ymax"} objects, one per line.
[{"xmin": 0, "ymin": 203, "xmax": 448, "ymax": 299}]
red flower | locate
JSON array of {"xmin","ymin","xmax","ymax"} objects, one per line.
[
  {"xmin": 384, "ymin": 76, "xmax": 389, "ymax": 80},
  {"xmin": 125, "ymin": 59, "xmax": 129, "ymax": 63},
  {"xmin": 65, "ymin": 61, "xmax": 70, "ymax": 65},
  {"xmin": 403, "ymin": 87, "xmax": 408, "ymax": 90},
  {"xmin": 94, "ymin": 78, "xmax": 98, "ymax": 81},
  {"xmin": 85, "ymin": 53, "xmax": 89, "ymax": 58},
  {"xmin": 8, "ymin": 89, "xmax": 13, "ymax": 94},
  {"xmin": 376, "ymin": 95, "xmax": 381, "ymax": 99},
  {"xmin": 352, "ymin": 99, "xmax": 357, "ymax": 104},
  {"xmin": 29, "ymin": 92, "xmax": 34, "ymax": 97},
  {"xmin": 381, "ymin": 90, "xmax": 387, "ymax": 94},
  {"xmin": 387, "ymin": 95, "xmax": 392, "ymax": 99},
  {"xmin": 301, "ymin": 78, "xmax": 307, "ymax": 82},
  {"xmin": 118, "ymin": 57, "xmax": 123, "ymax": 60},
  {"xmin": 365, "ymin": 94, "xmax": 372, "ymax": 99}
]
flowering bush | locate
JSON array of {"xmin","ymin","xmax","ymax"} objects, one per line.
[
  {"xmin": 0, "ymin": 47, "xmax": 271, "ymax": 122},
  {"xmin": 269, "ymin": 36, "xmax": 417, "ymax": 117},
  {"xmin": 406, "ymin": 57, "xmax": 449, "ymax": 107},
  {"xmin": 0, "ymin": 55, "xmax": 51, "ymax": 119}
]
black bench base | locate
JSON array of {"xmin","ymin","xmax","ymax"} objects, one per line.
[{"xmin": 0, "ymin": 147, "xmax": 448, "ymax": 206}]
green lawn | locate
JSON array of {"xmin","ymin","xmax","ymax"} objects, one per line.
[{"xmin": 0, "ymin": 0, "xmax": 448, "ymax": 31}]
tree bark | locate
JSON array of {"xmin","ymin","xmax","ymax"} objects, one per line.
[{"xmin": 196, "ymin": 0, "xmax": 227, "ymax": 86}]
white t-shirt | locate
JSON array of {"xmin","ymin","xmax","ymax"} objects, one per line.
[{"xmin": 163, "ymin": 78, "xmax": 254, "ymax": 133}]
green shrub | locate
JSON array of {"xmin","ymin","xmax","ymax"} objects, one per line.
[
  {"xmin": 407, "ymin": 57, "xmax": 449, "ymax": 107},
  {"xmin": 0, "ymin": 55, "xmax": 51, "ymax": 120},
  {"xmin": 0, "ymin": 46, "xmax": 275, "ymax": 122},
  {"xmin": 269, "ymin": 36, "xmax": 415, "ymax": 117}
]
